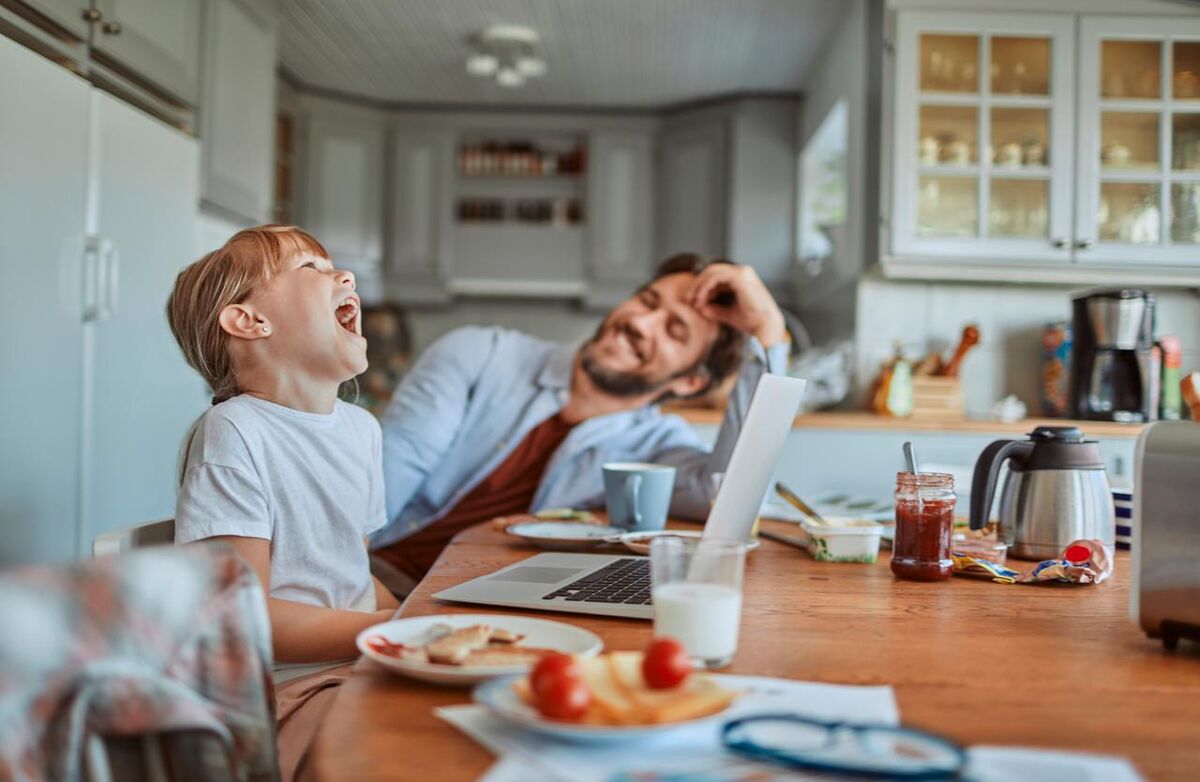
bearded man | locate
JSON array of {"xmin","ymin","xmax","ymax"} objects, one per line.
[{"xmin": 372, "ymin": 254, "xmax": 790, "ymax": 583}]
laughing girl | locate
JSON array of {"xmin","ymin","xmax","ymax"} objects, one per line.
[{"xmin": 166, "ymin": 225, "xmax": 399, "ymax": 782}]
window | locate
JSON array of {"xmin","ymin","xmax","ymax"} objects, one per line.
[{"xmin": 797, "ymin": 100, "xmax": 849, "ymax": 272}]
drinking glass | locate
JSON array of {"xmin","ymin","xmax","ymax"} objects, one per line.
[{"xmin": 650, "ymin": 536, "xmax": 746, "ymax": 669}]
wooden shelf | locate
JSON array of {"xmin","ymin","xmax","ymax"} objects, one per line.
[{"xmin": 664, "ymin": 406, "xmax": 1148, "ymax": 438}]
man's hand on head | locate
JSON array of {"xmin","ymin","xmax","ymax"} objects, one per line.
[{"xmin": 685, "ymin": 264, "xmax": 788, "ymax": 348}]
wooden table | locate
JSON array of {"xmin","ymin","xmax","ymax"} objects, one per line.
[{"xmin": 314, "ymin": 520, "xmax": 1200, "ymax": 781}]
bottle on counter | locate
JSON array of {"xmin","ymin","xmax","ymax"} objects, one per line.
[
  {"xmin": 1160, "ymin": 336, "xmax": 1182, "ymax": 420},
  {"xmin": 891, "ymin": 472, "xmax": 956, "ymax": 582}
]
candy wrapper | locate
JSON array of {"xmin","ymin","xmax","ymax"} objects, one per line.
[
  {"xmin": 952, "ymin": 553, "xmax": 1020, "ymax": 584},
  {"xmin": 1018, "ymin": 540, "xmax": 1113, "ymax": 585}
]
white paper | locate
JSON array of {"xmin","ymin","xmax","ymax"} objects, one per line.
[
  {"xmin": 444, "ymin": 675, "xmax": 1144, "ymax": 782},
  {"xmin": 440, "ymin": 675, "xmax": 899, "ymax": 782},
  {"xmin": 966, "ymin": 746, "xmax": 1145, "ymax": 782}
]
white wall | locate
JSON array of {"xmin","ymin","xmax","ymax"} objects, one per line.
[
  {"xmin": 855, "ymin": 272, "xmax": 1200, "ymax": 416},
  {"xmin": 792, "ymin": 0, "xmax": 880, "ymax": 344}
]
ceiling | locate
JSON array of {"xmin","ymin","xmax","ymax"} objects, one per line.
[{"xmin": 277, "ymin": 0, "xmax": 848, "ymax": 108}]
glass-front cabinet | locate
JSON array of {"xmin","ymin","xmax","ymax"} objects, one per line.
[
  {"xmin": 1077, "ymin": 18, "xmax": 1200, "ymax": 265},
  {"xmin": 889, "ymin": 11, "xmax": 1200, "ymax": 278},
  {"xmin": 892, "ymin": 13, "xmax": 1075, "ymax": 262}
]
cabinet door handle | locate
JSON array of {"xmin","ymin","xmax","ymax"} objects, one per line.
[
  {"xmin": 102, "ymin": 21, "xmax": 122, "ymax": 35},
  {"xmin": 1051, "ymin": 237, "xmax": 1068, "ymax": 248},
  {"xmin": 82, "ymin": 235, "xmax": 102, "ymax": 322},
  {"xmin": 99, "ymin": 240, "xmax": 119, "ymax": 320},
  {"xmin": 1074, "ymin": 238, "xmax": 1095, "ymax": 249},
  {"xmin": 81, "ymin": 8, "xmax": 102, "ymax": 23}
]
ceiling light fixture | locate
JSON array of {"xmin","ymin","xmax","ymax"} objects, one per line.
[{"xmin": 466, "ymin": 24, "xmax": 546, "ymax": 88}]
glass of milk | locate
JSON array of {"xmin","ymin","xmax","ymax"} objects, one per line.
[{"xmin": 650, "ymin": 536, "xmax": 746, "ymax": 668}]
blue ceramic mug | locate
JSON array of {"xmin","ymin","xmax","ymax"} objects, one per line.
[{"xmin": 603, "ymin": 462, "xmax": 677, "ymax": 532}]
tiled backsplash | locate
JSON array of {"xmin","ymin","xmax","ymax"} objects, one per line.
[{"xmin": 854, "ymin": 274, "xmax": 1200, "ymax": 416}]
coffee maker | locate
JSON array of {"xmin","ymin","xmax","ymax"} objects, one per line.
[{"xmin": 1068, "ymin": 289, "xmax": 1158, "ymax": 423}]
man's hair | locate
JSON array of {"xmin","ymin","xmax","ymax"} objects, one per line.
[{"xmin": 651, "ymin": 253, "xmax": 746, "ymax": 399}]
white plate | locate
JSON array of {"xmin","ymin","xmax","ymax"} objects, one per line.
[
  {"xmin": 505, "ymin": 521, "xmax": 625, "ymax": 550},
  {"xmin": 619, "ymin": 529, "xmax": 760, "ymax": 555},
  {"xmin": 357, "ymin": 614, "xmax": 603, "ymax": 686},
  {"xmin": 473, "ymin": 673, "xmax": 735, "ymax": 743}
]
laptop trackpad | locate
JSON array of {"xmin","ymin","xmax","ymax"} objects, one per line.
[{"xmin": 489, "ymin": 566, "xmax": 584, "ymax": 584}]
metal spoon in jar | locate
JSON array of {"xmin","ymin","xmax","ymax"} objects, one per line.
[{"xmin": 903, "ymin": 441, "xmax": 920, "ymax": 475}]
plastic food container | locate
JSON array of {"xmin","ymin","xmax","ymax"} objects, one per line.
[
  {"xmin": 804, "ymin": 518, "xmax": 884, "ymax": 564},
  {"xmin": 950, "ymin": 535, "xmax": 1009, "ymax": 566}
]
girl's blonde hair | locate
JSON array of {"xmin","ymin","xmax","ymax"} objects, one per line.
[
  {"xmin": 167, "ymin": 225, "xmax": 328, "ymax": 483},
  {"xmin": 166, "ymin": 224, "xmax": 328, "ymax": 405}
]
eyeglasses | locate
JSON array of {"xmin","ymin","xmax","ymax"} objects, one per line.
[{"xmin": 722, "ymin": 713, "xmax": 967, "ymax": 780}]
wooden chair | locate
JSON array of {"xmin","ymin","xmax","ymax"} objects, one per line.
[{"xmin": 92, "ymin": 519, "xmax": 175, "ymax": 557}]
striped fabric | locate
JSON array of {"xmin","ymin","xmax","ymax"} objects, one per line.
[{"xmin": 0, "ymin": 544, "xmax": 277, "ymax": 781}]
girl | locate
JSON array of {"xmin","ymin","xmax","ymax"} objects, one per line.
[{"xmin": 166, "ymin": 225, "xmax": 399, "ymax": 782}]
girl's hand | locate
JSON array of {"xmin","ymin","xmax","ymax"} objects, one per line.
[{"xmin": 685, "ymin": 264, "xmax": 787, "ymax": 347}]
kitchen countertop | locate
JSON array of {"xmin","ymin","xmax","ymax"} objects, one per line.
[{"xmin": 665, "ymin": 407, "xmax": 1148, "ymax": 438}]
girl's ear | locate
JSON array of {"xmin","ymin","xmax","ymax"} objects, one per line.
[{"xmin": 219, "ymin": 303, "xmax": 270, "ymax": 340}]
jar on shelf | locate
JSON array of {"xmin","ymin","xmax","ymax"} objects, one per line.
[{"xmin": 891, "ymin": 472, "xmax": 956, "ymax": 582}]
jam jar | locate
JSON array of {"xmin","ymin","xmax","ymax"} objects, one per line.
[{"xmin": 891, "ymin": 472, "xmax": 956, "ymax": 582}]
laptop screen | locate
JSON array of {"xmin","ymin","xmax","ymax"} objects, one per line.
[{"xmin": 703, "ymin": 374, "xmax": 807, "ymax": 543}]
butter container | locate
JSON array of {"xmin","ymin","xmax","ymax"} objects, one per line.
[{"xmin": 804, "ymin": 518, "xmax": 884, "ymax": 564}]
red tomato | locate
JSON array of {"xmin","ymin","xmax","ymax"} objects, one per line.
[
  {"xmin": 530, "ymin": 652, "xmax": 583, "ymax": 699},
  {"xmin": 642, "ymin": 637, "xmax": 691, "ymax": 689},
  {"xmin": 535, "ymin": 675, "xmax": 591, "ymax": 721}
]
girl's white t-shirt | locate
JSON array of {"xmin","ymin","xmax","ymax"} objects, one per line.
[{"xmin": 175, "ymin": 394, "xmax": 387, "ymax": 677}]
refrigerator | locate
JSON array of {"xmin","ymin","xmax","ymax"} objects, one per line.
[{"xmin": 0, "ymin": 35, "xmax": 208, "ymax": 564}]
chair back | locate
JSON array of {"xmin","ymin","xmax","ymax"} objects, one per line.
[
  {"xmin": 0, "ymin": 545, "xmax": 278, "ymax": 782},
  {"xmin": 92, "ymin": 519, "xmax": 175, "ymax": 557}
]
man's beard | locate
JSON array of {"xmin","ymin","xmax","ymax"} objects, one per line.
[{"xmin": 579, "ymin": 321, "xmax": 690, "ymax": 398}]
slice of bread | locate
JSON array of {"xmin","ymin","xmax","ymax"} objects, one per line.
[{"xmin": 427, "ymin": 625, "xmax": 492, "ymax": 664}]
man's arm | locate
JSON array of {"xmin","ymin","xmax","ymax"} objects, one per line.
[
  {"xmin": 657, "ymin": 337, "xmax": 790, "ymax": 519},
  {"xmin": 209, "ymin": 535, "xmax": 394, "ymax": 663},
  {"xmin": 660, "ymin": 264, "xmax": 791, "ymax": 519},
  {"xmin": 377, "ymin": 326, "xmax": 495, "ymax": 541}
]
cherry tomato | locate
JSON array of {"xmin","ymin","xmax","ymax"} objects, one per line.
[
  {"xmin": 535, "ymin": 675, "xmax": 592, "ymax": 721},
  {"xmin": 642, "ymin": 637, "xmax": 692, "ymax": 689},
  {"xmin": 530, "ymin": 652, "xmax": 583, "ymax": 699}
]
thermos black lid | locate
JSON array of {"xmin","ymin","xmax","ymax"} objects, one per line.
[{"xmin": 1022, "ymin": 426, "xmax": 1106, "ymax": 471}]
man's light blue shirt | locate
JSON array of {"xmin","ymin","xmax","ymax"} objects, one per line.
[{"xmin": 373, "ymin": 326, "xmax": 789, "ymax": 549}]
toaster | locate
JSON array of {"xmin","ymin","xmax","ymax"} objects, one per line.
[{"xmin": 1131, "ymin": 421, "xmax": 1200, "ymax": 649}]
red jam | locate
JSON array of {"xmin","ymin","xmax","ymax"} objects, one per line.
[{"xmin": 891, "ymin": 472, "xmax": 956, "ymax": 582}]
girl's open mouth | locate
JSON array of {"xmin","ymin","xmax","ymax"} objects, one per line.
[{"xmin": 335, "ymin": 296, "xmax": 360, "ymax": 335}]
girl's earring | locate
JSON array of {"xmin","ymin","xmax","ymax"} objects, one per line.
[{"xmin": 261, "ymin": 325, "xmax": 270, "ymax": 335}]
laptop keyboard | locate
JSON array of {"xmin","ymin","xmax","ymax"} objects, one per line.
[{"xmin": 541, "ymin": 558, "xmax": 653, "ymax": 606}]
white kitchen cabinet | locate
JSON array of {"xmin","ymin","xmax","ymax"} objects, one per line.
[
  {"xmin": 0, "ymin": 34, "xmax": 90, "ymax": 565},
  {"xmin": 299, "ymin": 110, "xmax": 386, "ymax": 300},
  {"xmin": 90, "ymin": 0, "xmax": 202, "ymax": 106},
  {"xmin": 0, "ymin": 34, "xmax": 205, "ymax": 565},
  {"xmin": 890, "ymin": 12, "xmax": 1076, "ymax": 263},
  {"xmin": 658, "ymin": 119, "xmax": 729, "ymax": 261},
  {"xmin": 886, "ymin": 10, "xmax": 1200, "ymax": 282},
  {"xmin": 199, "ymin": 0, "xmax": 277, "ymax": 223},
  {"xmin": 85, "ymin": 91, "xmax": 207, "ymax": 545},
  {"xmin": 14, "ymin": 0, "xmax": 91, "ymax": 40},
  {"xmin": 1075, "ymin": 16, "xmax": 1200, "ymax": 267},
  {"xmin": 387, "ymin": 128, "xmax": 454, "ymax": 303},
  {"xmin": 585, "ymin": 129, "xmax": 655, "ymax": 308}
]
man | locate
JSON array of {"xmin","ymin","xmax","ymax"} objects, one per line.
[{"xmin": 371, "ymin": 254, "xmax": 790, "ymax": 582}]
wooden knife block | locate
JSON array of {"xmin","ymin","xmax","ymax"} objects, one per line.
[{"xmin": 909, "ymin": 376, "xmax": 965, "ymax": 421}]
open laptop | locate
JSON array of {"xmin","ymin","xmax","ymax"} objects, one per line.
[{"xmin": 433, "ymin": 374, "xmax": 807, "ymax": 619}]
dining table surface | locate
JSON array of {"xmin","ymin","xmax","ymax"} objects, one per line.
[{"xmin": 313, "ymin": 518, "xmax": 1200, "ymax": 782}]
